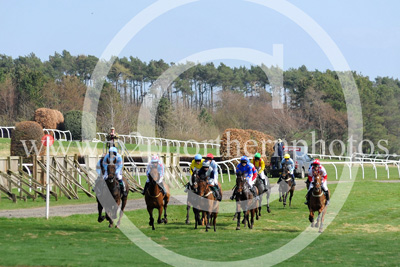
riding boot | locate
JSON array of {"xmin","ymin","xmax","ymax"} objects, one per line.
[
  {"xmin": 277, "ymin": 177, "xmax": 282, "ymax": 184},
  {"xmin": 119, "ymin": 180, "xmax": 127, "ymax": 196},
  {"xmin": 230, "ymin": 187, "xmax": 237, "ymax": 200},
  {"xmin": 213, "ymin": 185, "xmax": 222, "ymax": 201},
  {"xmin": 141, "ymin": 182, "xmax": 149, "ymax": 195},
  {"xmin": 158, "ymin": 182, "xmax": 167, "ymax": 195},
  {"xmin": 292, "ymin": 176, "xmax": 297, "ymax": 186},
  {"xmin": 323, "ymin": 189, "xmax": 330, "ymax": 205},
  {"xmin": 304, "ymin": 189, "xmax": 311, "ymax": 205}
]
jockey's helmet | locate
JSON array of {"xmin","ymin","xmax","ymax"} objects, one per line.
[
  {"xmin": 206, "ymin": 153, "xmax": 214, "ymax": 159},
  {"xmin": 109, "ymin": 147, "xmax": 118, "ymax": 154},
  {"xmin": 110, "ymin": 127, "xmax": 115, "ymax": 130},
  {"xmin": 278, "ymin": 138, "xmax": 282, "ymax": 143},
  {"xmin": 312, "ymin": 159, "xmax": 321, "ymax": 166},
  {"xmin": 240, "ymin": 155, "xmax": 248, "ymax": 163},
  {"xmin": 202, "ymin": 161, "xmax": 210, "ymax": 168},
  {"xmin": 151, "ymin": 155, "xmax": 159, "ymax": 163},
  {"xmin": 284, "ymin": 153, "xmax": 290, "ymax": 159},
  {"xmin": 254, "ymin": 153, "xmax": 261, "ymax": 159},
  {"xmin": 194, "ymin": 154, "xmax": 202, "ymax": 161}
]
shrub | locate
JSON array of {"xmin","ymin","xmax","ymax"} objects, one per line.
[
  {"xmin": 11, "ymin": 121, "xmax": 44, "ymax": 158},
  {"xmin": 64, "ymin": 110, "xmax": 96, "ymax": 140}
]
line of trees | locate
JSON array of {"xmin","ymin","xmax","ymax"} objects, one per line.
[{"xmin": 0, "ymin": 51, "xmax": 399, "ymax": 153}]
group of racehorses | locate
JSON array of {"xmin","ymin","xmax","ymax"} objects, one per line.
[{"xmin": 95, "ymin": 161, "xmax": 329, "ymax": 233}]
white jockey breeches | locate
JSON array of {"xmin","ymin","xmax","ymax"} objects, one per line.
[
  {"xmin": 246, "ymin": 177, "xmax": 255, "ymax": 187},
  {"xmin": 259, "ymin": 171, "xmax": 267, "ymax": 180}
]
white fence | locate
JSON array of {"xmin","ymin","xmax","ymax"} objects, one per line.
[
  {"xmin": 0, "ymin": 127, "xmax": 14, "ymax": 138},
  {"xmin": 308, "ymin": 153, "xmax": 400, "ymax": 180},
  {"xmin": 0, "ymin": 126, "xmax": 72, "ymax": 141},
  {"xmin": 43, "ymin": 129, "xmax": 72, "ymax": 141},
  {"xmin": 96, "ymin": 132, "xmax": 220, "ymax": 150}
]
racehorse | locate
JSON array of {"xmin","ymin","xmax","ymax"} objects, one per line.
[
  {"xmin": 234, "ymin": 172, "xmax": 258, "ymax": 230},
  {"xmin": 144, "ymin": 166, "xmax": 170, "ymax": 230},
  {"xmin": 96, "ymin": 158, "xmax": 129, "ymax": 228},
  {"xmin": 308, "ymin": 170, "xmax": 329, "ymax": 233},
  {"xmin": 278, "ymin": 165, "xmax": 295, "ymax": 207},
  {"xmin": 197, "ymin": 176, "xmax": 219, "ymax": 232},
  {"xmin": 187, "ymin": 171, "xmax": 204, "ymax": 228},
  {"xmin": 254, "ymin": 173, "xmax": 271, "ymax": 216},
  {"xmin": 185, "ymin": 171, "xmax": 203, "ymax": 226}
]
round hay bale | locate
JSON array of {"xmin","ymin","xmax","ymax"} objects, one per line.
[
  {"xmin": 54, "ymin": 110, "xmax": 65, "ymax": 130},
  {"xmin": 220, "ymin": 128, "xmax": 274, "ymax": 162},
  {"xmin": 34, "ymin": 108, "xmax": 58, "ymax": 129},
  {"xmin": 11, "ymin": 121, "xmax": 45, "ymax": 158}
]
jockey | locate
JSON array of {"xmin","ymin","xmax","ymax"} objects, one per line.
[
  {"xmin": 278, "ymin": 153, "xmax": 296, "ymax": 186},
  {"xmin": 185, "ymin": 154, "xmax": 205, "ymax": 191},
  {"xmin": 102, "ymin": 147, "xmax": 126, "ymax": 196},
  {"xmin": 198, "ymin": 161, "xmax": 222, "ymax": 201},
  {"xmin": 203, "ymin": 153, "xmax": 222, "ymax": 201},
  {"xmin": 106, "ymin": 127, "xmax": 119, "ymax": 149},
  {"xmin": 190, "ymin": 154, "xmax": 204, "ymax": 175},
  {"xmin": 304, "ymin": 159, "xmax": 330, "ymax": 206},
  {"xmin": 251, "ymin": 152, "xmax": 268, "ymax": 192},
  {"xmin": 230, "ymin": 156, "xmax": 257, "ymax": 200},
  {"xmin": 141, "ymin": 155, "xmax": 167, "ymax": 195}
]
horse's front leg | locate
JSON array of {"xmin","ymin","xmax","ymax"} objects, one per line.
[
  {"xmin": 283, "ymin": 192, "xmax": 287, "ymax": 207},
  {"xmin": 186, "ymin": 204, "xmax": 191, "ymax": 224},
  {"xmin": 232, "ymin": 212, "xmax": 238, "ymax": 221},
  {"xmin": 163, "ymin": 200, "xmax": 168, "ymax": 224},
  {"xmin": 319, "ymin": 206, "xmax": 327, "ymax": 233},
  {"xmin": 236, "ymin": 203, "xmax": 241, "ymax": 230},
  {"xmin": 116, "ymin": 198, "xmax": 127, "ymax": 228},
  {"xmin": 205, "ymin": 212, "xmax": 211, "ymax": 232},
  {"xmin": 194, "ymin": 208, "xmax": 199, "ymax": 229},
  {"xmin": 309, "ymin": 210, "xmax": 315, "ymax": 227},
  {"xmin": 97, "ymin": 200, "xmax": 105, "ymax": 223},
  {"xmin": 266, "ymin": 191, "xmax": 271, "ymax": 213},
  {"xmin": 244, "ymin": 211, "xmax": 250, "ymax": 228},
  {"xmin": 106, "ymin": 213, "xmax": 114, "ymax": 228},
  {"xmin": 157, "ymin": 206, "xmax": 164, "ymax": 224},
  {"xmin": 289, "ymin": 187, "xmax": 294, "ymax": 207},
  {"xmin": 147, "ymin": 207, "xmax": 155, "ymax": 230},
  {"xmin": 249, "ymin": 209, "xmax": 255, "ymax": 229},
  {"xmin": 315, "ymin": 212, "xmax": 321, "ymax": 228}
]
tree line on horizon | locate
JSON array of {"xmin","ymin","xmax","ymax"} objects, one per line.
[{"xmin": 0, "ymin": 50, "xmax": 399, "ymax": 154}]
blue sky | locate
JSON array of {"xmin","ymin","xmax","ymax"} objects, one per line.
[{"xmin": 1, "ymin": 0, "xmax": 399, "ymax": 80}]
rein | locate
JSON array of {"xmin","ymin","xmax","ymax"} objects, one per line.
[
  {"xmin": 312, "ymin": 191, "xmax": 324, "ymax": 197},
  {"xmin": 146, "ymin": 188, "xmax": 162, "ymax": 198}
]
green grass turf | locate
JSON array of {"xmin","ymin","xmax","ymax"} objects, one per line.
[
  {"xmin": 1, "ymin": 164, "xmax": 398, "ymax": 209},
  {"xmin": 0, "ymin": 180, "xmax": 399, "ymax": 266}
]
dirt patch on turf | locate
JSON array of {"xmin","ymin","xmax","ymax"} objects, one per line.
[{"xmin": 341, "ymin": 223, "xmax": 400, "ymax": 233}]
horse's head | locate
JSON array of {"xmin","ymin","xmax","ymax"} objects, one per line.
[
  {"xmin": 236, "ymin": 171, "xmax": 246, "ymax": 195},
  {"xmin": 281, "ymin": 165, "xmax": 290, "ymax": 181},
  {"xmin": 197, "ymin": 177, "xmax": 209, "ymax": 198},
  {"xmin": 312, "ymin": 171, "xmax": 322, "ymax": 193},
  {"xmin": 191, "ymin": 171, "xmax": 201, "ymax": 194},
  {"xmin": 148, "ymin": 165, "xmax": 159, "ymax": 184}
]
